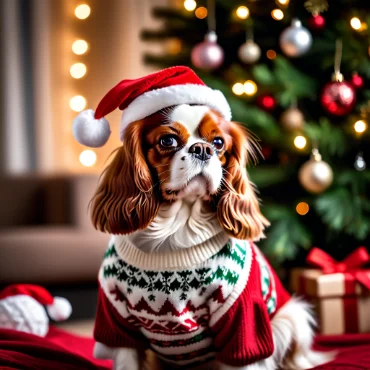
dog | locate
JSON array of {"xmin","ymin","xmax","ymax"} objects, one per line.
[{"xmin": 89, "ymin": 104, "xmax": 331, "ymax": 370}]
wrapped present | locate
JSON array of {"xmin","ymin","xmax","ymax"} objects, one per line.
[{"xmin": 291, "ymin": 247, "xmax": 370, "ymax": 335}]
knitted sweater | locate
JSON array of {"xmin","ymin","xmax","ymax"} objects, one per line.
[{"xmin": 94, "ymin": 236, "xmax": 290, "ymax": 368}]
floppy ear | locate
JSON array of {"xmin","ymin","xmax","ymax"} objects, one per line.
[
  {"xmin": 217, "ymin": 122, "xmax": 270, "ymax": 240},
  {"xmin": 90, "ymin": 121, "xmax": 160, "ymax": 234}
]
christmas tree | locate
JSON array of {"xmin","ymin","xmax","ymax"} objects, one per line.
[{"xmin": 141, "ymin": 0, "xmax": 370, "ymax": 266}]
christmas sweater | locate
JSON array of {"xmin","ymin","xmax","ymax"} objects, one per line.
[{"xmin": 94, "ymin": 236, "xmax": 290, "ymax": 368}]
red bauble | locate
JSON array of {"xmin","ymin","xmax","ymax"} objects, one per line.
[
  {"xmin": 308, "ymin": 15, "xmax": 325, "ymax": 30},
  {"xmin": 257, "ymin": 95, "xmax": 276, "ymax": 111},
  {"xmin": 320, "ymin": 81, "xmax": 356, "ymax": 116},
  {"xmin": 351, "ymin": 73, "xmax": 364, "ymax": 89}
]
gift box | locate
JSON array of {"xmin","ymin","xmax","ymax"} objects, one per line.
[{"xmin": 291, "ymin": 247, "xmax": 370, "ymax": 335}]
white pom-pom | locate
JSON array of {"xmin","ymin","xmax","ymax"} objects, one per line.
[
  {"xmin": 46, "ymin": 297, "xmax": 72, "ymax": 321},
  {"xmin": 72, "ymin": 109, "xmax": 111, "ymax": 148}
]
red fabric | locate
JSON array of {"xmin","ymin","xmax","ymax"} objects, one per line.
[
  {"xmin": 0, "ymin": 326, "xmax": 111, "ymax": 370},
  {"xmin": 2, "ymin": 326, "xmax": 370, "ymax": 369},
  {"xmin": 94, "ymin": 287, "xmax": 149, "ymax": 350},
  {"xmin": 211, "ymin": 251, "xmax": 274, "ymax": 366},
  {"xmin": 0, "ymin": 284, "xmax": 54, "ymax": 305},
  {"xmin": 94, "ymin": 66, "xmax": 205, "ymax": 119}
]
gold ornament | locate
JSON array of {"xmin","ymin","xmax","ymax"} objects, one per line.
[
  {"xmin": 280, "ymin": 107, "xmax": 304, "ymax": 131},
  {"xmin": 304, "ymin": 0, "xmax": 328, "ymax": 15},
  {"xmin": 299, "ymin": 149, "xmax": 333, "ymax": 194}
]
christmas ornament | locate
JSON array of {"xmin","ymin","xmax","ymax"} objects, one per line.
[
  {"xmin": 351, "ymin": 72, "xmax": 364, "ymax": 89},
  {"xmin": 321, "ymin": 39, "xmax": 356, "ymax": 116},
  {"xmin": 280, "ymin": 105, "xmax": 304, "ymax": 131},
  {"xmin": 299, "ymin": 148, "xmax": 333, "ymax": 194},
  {"xmin": 304, "ymin": 0, "xmax": 328, "ymax": 14},
  {"xmin": 238, "ymin": 40, "xmax": 261, "ymax": 64},
  {"xmin": 308, "ymin": 14, "xmax": 325, "ymax": 30},
  {"xmin": 321, "ymin": 80, "xmax": 356, "ymax": 116},
  {"xmin": 191, "ymin": 0, "xmax": 223, "ymax": 70},
  {"xmin": 257, "ymin": 95, "xmax": 276, "ymax": 111},
  {"xmin": 354, "ymin": 152, "xmax": 366, "ymax": 171},
  {"xmin": 191, "ymin": 31, "xmax": 224, "ymax": 70},
  {"xmin": 0, "ymin": 284, "xmax": 72, "ymax": 337},
  {"xmin": 279, "ymin": 19, "xmax": 312, "ymax": 57}
]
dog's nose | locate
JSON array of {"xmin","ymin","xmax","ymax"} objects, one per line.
[{"xmin": 189, "ymin": 143, "xmax": 214, "ymax": 161}]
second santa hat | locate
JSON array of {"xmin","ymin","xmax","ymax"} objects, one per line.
[{"xmin": 72, "ymin": 66, "xmax": 232, "ymax": 148}]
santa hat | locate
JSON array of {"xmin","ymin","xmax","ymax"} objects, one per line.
[
  {"xmin": 0, "ymin": 284, "xmax": 72, "ymax": 321},
  {"xmin": 72, "ymin": 66, "xmax": 232, "ymax": 148}
]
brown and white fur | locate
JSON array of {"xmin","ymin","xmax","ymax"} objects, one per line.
[{"xmin": 91, "ymin": 104, "xmax": 332, "ymax": 370}]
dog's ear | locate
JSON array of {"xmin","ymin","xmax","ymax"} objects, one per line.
[
  {"xmin": 90, "ymin": 121, "xmax": 160, "ymax": 234},
  {"xmin": 217, "ymin": 122, "xmax": 269, "ymax": 240}
]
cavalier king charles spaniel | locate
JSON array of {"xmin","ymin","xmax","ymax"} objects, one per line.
[{"xmin": 90, "ymin": 104, "xmax": 331, "ymax": 370}]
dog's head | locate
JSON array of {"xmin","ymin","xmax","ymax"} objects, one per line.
[{"xmin": 91, "ymin": 104, "xmax": 269, "ymax": 240}]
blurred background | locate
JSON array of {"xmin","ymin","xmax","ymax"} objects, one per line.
[{"xmin": 0, "ymin": 0, "xmax": 369, "ymax": 329}]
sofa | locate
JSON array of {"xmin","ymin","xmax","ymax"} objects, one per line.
[{"xmin": 0, "ymin": 174, "xmax": 109, "ymax": 318}]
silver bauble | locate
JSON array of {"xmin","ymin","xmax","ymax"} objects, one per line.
[
  {"xmin": 238, "ymin": 40, "xmax": 261, "ymax": 64},
  {"xmin": 280, "ymin": 107, "xmax": 304, "ymax": 131},
  {"xmin": 191, "ymin": 31, "xmax": 224, "ymax": 70},
  {"xmin": 354, "ymin": 153, "xmax": 366, "ymax": 171},
  {"xmin": 299, "ymin": 158, "xmax": 333, "ymax": 194},
  {"xmin": 279, "ymin": 18, "xmax": 312, "ymax": 57}
]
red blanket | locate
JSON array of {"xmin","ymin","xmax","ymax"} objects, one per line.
[{"xmin": 1, "ymin": 327, "xmax": 370, "ymax": 369}]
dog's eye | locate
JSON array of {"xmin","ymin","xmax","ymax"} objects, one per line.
[
  {"xmin": 212, "ymin": 137, "xmax": 224, "ymax": 151},
  {"xmin": 160, "ymin": 135, "xmax": 178, "ymax": 148}
]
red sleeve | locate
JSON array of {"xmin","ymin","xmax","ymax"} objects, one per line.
[
  {"xmin": 93, "ymin": 287, "xmax": 149, "ymax": 350},
  {"xmin": 211, "ymin": 255, "xmax": 274, "ymax": 367}
]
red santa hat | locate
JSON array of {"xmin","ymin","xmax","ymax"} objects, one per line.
[
  {"xmin": 72, "ymin": 66, "xmax": 232, "ymax": 148},
  {"xmin": 0, "ymin": 284, "xmax": 72, "ymax": 321}
]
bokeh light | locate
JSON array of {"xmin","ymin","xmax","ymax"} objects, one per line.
[
  {"xmin": 70, "ymin": 95, "xmax": 86, "ymax": 112},
  {"xmin": 195, "ymin": 7, "xmax": 207, "ymax": 19},
  {"xmin": 236, "ymin": 6, "xmax": 250, "ymax": 20},
  {"xmin": 79, "ymin": 150, "xmax": 97, "ymax": 167},
  {"xmin": 354, "ymin": 120, "xmax": 367, "ymax": 133},
  {"xmin": 75, "ymin": 4, "xmax": 91, "ymax": 19},
  {"xmin": 271, "ymin": 9, "xmax": 284, "ymax": 20},
  {"xmin": 184, "ymin": 0, "xmax": 196, "ymax": 11},
  {"xmin": 296, "ymin": 202, "xmax": 309, "ymax": 215},
  {"xmin": 72, "ymin": 40, "xmax": 89, "ymax": 55},
  {"xmin": 294, "ymin": 135, "xmax": 307, "ymax": 149},
  {"xmin": 70, "ymin": 63, "xmax": 87, "ymax": 79},
  {"xmin": 232, "ymin": 82, "xmax": 244, "ymax": 96},
  {"xmin": 244, "ymin": 80, "xmax": 258, "ymax": 96}
]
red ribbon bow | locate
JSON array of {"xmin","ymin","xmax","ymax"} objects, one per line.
[{"xmin": 306, "ymin": 247, "xmax": 370, "ymax": 290}]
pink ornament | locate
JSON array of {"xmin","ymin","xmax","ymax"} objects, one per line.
[
  {"xmin": 191, "ymin": 31, "xmax": 224, "ymax": 70},
  {"xmin": 321, "ymin": 80, "xmax": 356, "ymax": 116},
  {"xmin": 351, "ymin": 73, "xmax": 364, "ymax": 89},
  {"xmin": 308, "ymin": 15, "xmax": 325, "ymax": 30}
]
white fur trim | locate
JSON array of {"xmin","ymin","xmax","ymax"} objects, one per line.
[
  {"xmin": 72, "ymin": 109, "xmax": 111, "ymax": 148},
  {"xmin": 46, "ymin": 296, "xmax": 72, "ymax": 321},
  {"xmin": 120, "ymin": 84, "xmax": 231, "ymax": 139}
]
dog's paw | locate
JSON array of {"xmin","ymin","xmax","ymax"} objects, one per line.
[{"xmin": 112, "ymin": 348, "xmax": 140, "ymax": 370}]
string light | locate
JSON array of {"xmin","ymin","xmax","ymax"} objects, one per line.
[
  {"xmin": 72, "ymin": 40, "xmax": 88, "ymax": 55},
  {"xmin": 350, "ymin": 17, "xmax": 362, "ymax": 30},
  {"xmin": 276, "ymin": 0, "xmax": 289, "ymax": 5},
  {"xmin": 195, "ymin": 6, "xmax": 207, "ymax": 19},
  {"xmin": 75, "ymin": 4, "xmax": 91, "ymax": 19},
  {"xmin": 232, "ymin": 82, "xmax": 244, "ymax": 96},
  {"xmin": 244, "ymin": 80, "xmax": 258, "ymax": 96},
  {"xmin": 70, "ymin": 62, "xmax": 87, "ymax": 79},
  {"xmin": 236, "ymin": 6, "xmax": 250, "ymax": 20},
  {"xmin": 354, "ymin": 119, "xmax": 367, "ymax": 133},
  {"xmin": 271, "ymin": 9, "xmax": 284, "ymax": 20},
  {"xmin": 266, "ymin": 50, "xmax": 277, "ymax": 59},
  {"xmin": 294, "ymin": 135, "xmax": 307, "ymax": 149},
  {"xmin": 70, "ymin": 95, "xmax": 87, "ymax": 112},
  {"xmin": 296, "ymin": 202, "xmax": 309, "ymax": 215},
  {"xmin": 184, "ymin": 0, "xmax": 196, "ymax": 11},
  {"xmin": 79, "ymin": 150, "xmax": 97, "ymax": 167}
]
